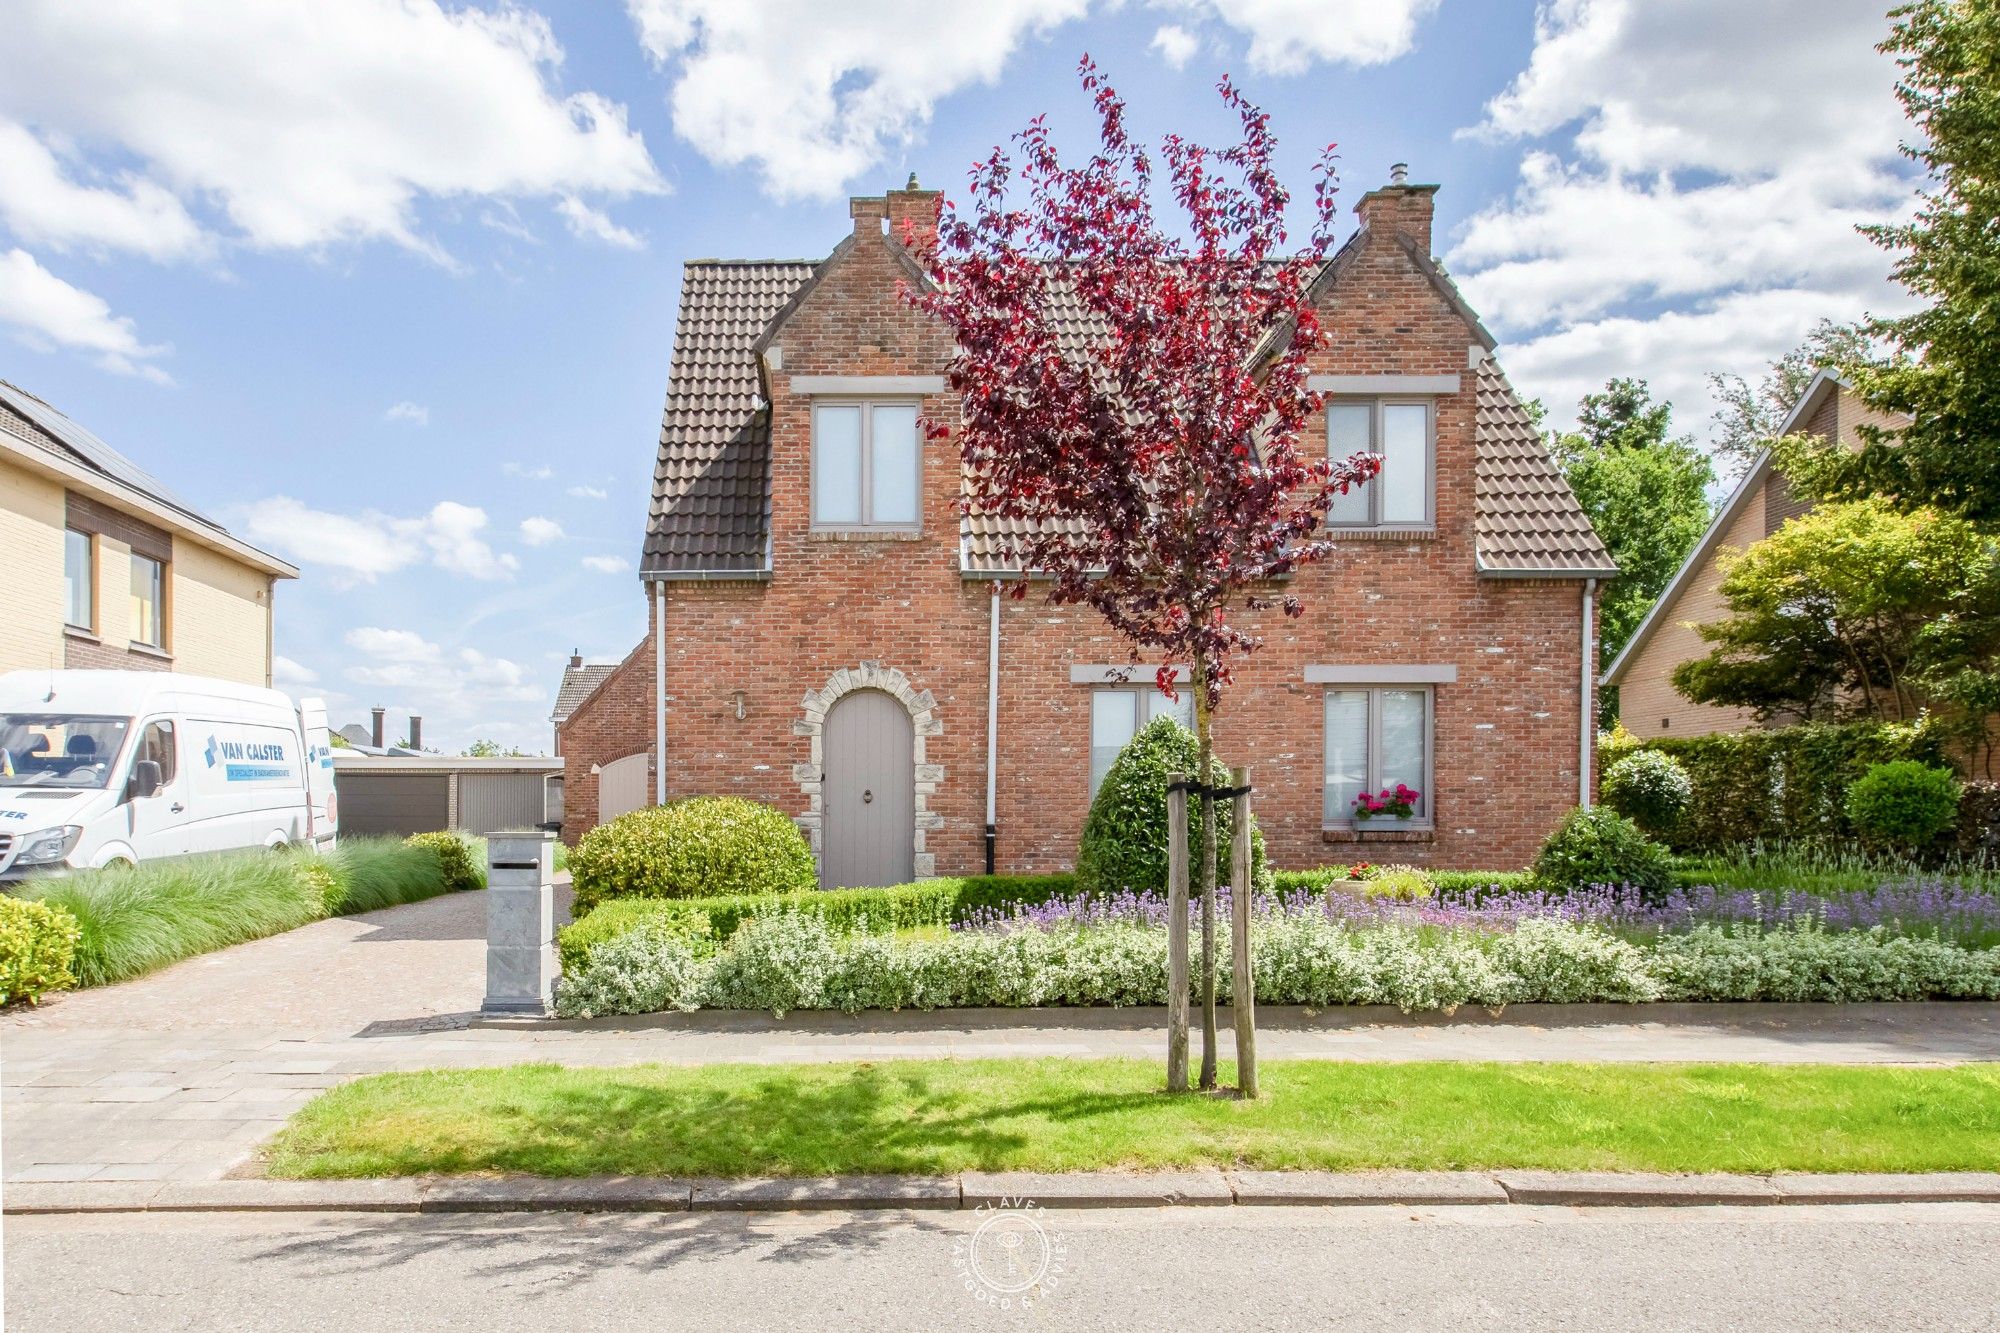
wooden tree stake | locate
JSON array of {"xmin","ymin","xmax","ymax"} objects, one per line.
[
  {"xmin": 1230, "ymin": 765, "xmax": 1257, "ymax": 1098},
  {"xmin": 1165, "ymin": 770, "xmax": 1191, "ymax": 1093}
]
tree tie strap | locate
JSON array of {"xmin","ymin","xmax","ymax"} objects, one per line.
[{"xmin": 1166, "ymin": 779, "xmax": 1253, "ymax": 801}]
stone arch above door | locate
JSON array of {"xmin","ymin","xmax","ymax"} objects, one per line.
[{"xmin": 793, "ymin": 661, "xmax": 943, "ymax": 879}]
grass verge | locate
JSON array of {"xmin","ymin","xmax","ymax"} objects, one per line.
[{"xmin": 265, "ymin": 1057, "xmax": 2000, "ymax": 1179}]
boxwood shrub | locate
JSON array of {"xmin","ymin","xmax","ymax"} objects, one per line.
[
  {"xmin": 1531, "ymin": 806, "xmax": 1674, "ymax": 898},
  {"xmin": 1845, "ymin": 760, "xmax": 1962, "ymax": 853},
  {"xmin": 1601, "ymin": 749, "xmax": 1693, "ymax": 839},
  {"xmin": 0, "ymin": 895, "xmax": 80, "ymax": 1005},
  {"xmin": 557, "ymin": 873, "xmax": 1077, "ymax": 972},
  {"xmin": 1074, "ymin": 715, "xmax": 1272, "ymax": 897},
  {"xmin": 569, "ymin": 797, "xmax": 817, "ymax": 914},
  {"xmin": 403, "ymin": 831, "xmax": 485, "ymax": 895}
]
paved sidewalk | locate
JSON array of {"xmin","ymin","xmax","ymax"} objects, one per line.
[{"xmin": 5, "ymin": 891, "xmax": 1999, "ymax": 1189}]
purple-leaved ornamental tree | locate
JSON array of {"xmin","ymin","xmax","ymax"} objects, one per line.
[{"xmin": 904, "ymin": 58, "xmax": 1378, "ymax": 1092}]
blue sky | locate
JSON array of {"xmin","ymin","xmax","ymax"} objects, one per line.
[{"xmin": 0, "ymin": 1, "xmax": 1917, "ymax": 752}]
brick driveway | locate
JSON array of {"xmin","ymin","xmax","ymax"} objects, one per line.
[{"xmin": 5, "ymin": 887, "xmax": 2000, "ymax": 1187}]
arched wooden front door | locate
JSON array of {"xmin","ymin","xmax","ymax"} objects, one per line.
[{"xmin": 821, "ymin": 689, "xmax": 914, "ymax": 888}]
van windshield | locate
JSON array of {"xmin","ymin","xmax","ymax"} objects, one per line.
[{"xmin": 0, "ymin": 714, "xmax": 131, "ymax": 788}]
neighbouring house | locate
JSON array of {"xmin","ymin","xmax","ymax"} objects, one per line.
[
  {"xmin": 563, "ymin": 171, "xmax": 1616, "ymax": 883},
  {"xmin": 550, "ymin": 653, "xmax": 617, "ymax": 757},
  {"xmin": 0, "ymin": 379, "xmax": 297, "ymax": 686},
  {"xmin": 1601, "ymin": 370, "xmax": 1911, "ymax": 740}
]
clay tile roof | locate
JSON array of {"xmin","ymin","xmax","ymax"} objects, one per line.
[
  {"xmin": 1473, "ymin": 358, "xmax": 1617, "ymax": 576},
  {"xmin": 642, "ymin": 260, "xmax": 817, "ymax": 576},
  {"xmin": 644, "ymin": 257, "xmax": 1613, "ymax": 580},
  {"xmin": 552, "ymin": 662, "xmax": 619, "ymax": 721}
]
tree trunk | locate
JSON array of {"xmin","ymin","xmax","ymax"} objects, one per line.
[
  {"xmin": 1165, "ymin": 770, "xmax": 1191, "ymax": 1093},
  {"xmin": 1193, "ymin": 656, "xmax": 1218, "ymax": 1092}
]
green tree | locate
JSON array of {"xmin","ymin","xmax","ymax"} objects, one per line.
[
  {"xmin": 1672, "ymin": 499, "xmax": 1997, "ymax": 726},
  {"xmin": 462, "ymin": 739, "xmax": 523, "ymax": 758},
  {"xmin": 1707, "ymin": 319, "xmax": 1873, "ymax": 477},
  {"xmin": 1549, "ymin": 379, "xmax": 1714, "ymax": 685},
  {"xmin": 1783, "ymin": 1, "xmax": 2000, "ymax": 522}
]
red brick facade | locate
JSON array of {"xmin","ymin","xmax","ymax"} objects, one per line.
[{"xmin": 565, "ymin": 181, "xmax": 1605, "ymax": 877}]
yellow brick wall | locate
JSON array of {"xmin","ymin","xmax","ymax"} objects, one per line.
[
  {"xmin": 0, "ymin": 457, "xmax": 68, "ymax": 675},
  {"xmin": 171, "ymin": 539, "xmax": 273, "ymax": 686},
  {"xmin": 1614, "ymin": 475, "xmax": 1767, "ymax": 741}
]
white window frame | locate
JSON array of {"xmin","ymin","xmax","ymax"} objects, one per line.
[
  {"xmin": 130, "ymin": 552, "xmax": 166, "ymax": 650},
  {"xmin": 63, "ymin": 527, "xmax": 95, "ymax": 632},
  {"xmin": 1326, "ymin": 397, "xmax": 1436, "ymax": 530},
  {"xmin": 1089, "ymin": 685, "xmax": 1193, "ymax": 794},
  {"xmin": 1322, "ymin": 685, "xmax": 1434, "ymax": 828},
  {"xmin": 810, "ymin": 399, "xmax": 923, "ymax": 531}
]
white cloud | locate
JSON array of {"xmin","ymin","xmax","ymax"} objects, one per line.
[
  {"xmin": 272, "ymin": 655, "xmax": 318, "ymax": 687},
  {"xmin": 502, "ymin": 461, "xmax": 553, "ymax": 481},
  {"xmin": 625, "ymin": 0, "xmax": 1087, "ymax": 200},
  {"xmin": 581, "ymin": 554, "xmax": 631, "ymax": 574},
  {"xmin": 0, "ymin": 121, "xmax": 206, "ymax": 261},
  {"xmin": 342, "ymin": 628, "xmax": 545, "ymax": 747},
  {"xmin": 0, "ymin": 248, "xmax": 172, "ymax": 383},
  {"xmin": 1150, "ymin": 25, "xmax": 1200, "ymax": 70},
  {"xmin": 567, "ymin": 484, "xmax": 609, "ymax": 500},
  {"xmin": 1157, "ymin": 1, "xmax": 1440, "ymax": 76},
  {"xmin": 384, "ymin": 400, "xmax": 429, "ymax": 425},
  {"xmin": 1449, "ymin": 0, "xmax": 1918, "ymax": 436},
  {"xmin": 557, "ymin": 196, "xmax": 643, "ymax": 250},
  {"xmin": 519, "ymin": 515, "xmax": 565, "ymax": 546},
  {"xmin": 241, "ymin": 497, "xmax": 519, "ymax": 585},
  {"xmin": 0, "ymin": 0, "xmax": 663, "ymax": 257}
]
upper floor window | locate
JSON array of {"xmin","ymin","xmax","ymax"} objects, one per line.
[
  {"xmin": 812, "ymin": 401, "xmax": 920, "ymax": 529},
  {"xmin": 63, "ymin": 528, "xmax": 94, "ymax": 631},
  {"xmin": 131, "ymin": 554, "xmax": 165, "ymax": 649},
  {"xmin": 1090, "ymin": 686, "xmax": 1192, "ymax": 793},
  {"xmin": 1326, "ymin": 399, "xmax": 1433, "ymax": 529},
  {"xmin": 1323, "ymin": 686, "xmax": 1432, "ymax": 826}
]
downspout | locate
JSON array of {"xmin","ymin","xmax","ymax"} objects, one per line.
[
  {"xmin": 984, "ymin": 580, "xmax": 1001, "ymax": 874},
  {"xmin": 653, "ymin": 580, "xmax": 667, "ymax": 806},
  {"xmin": 1580, "ymin": 578, "xmax": 1597, "ymax": 809}
]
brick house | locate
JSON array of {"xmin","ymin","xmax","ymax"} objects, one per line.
[
  {"xmin": 0, "ymin": 379, "xmax": 296, "ymax": 685},
  {"xmin": 1601, "ymin": 371, "xmax": 1911, "ymax": 740},
  {"xmin": 561, "ymin": 171, "xmax": 1615, "ymax": 883}
]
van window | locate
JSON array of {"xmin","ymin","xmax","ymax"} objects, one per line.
[
  {"xmin": 135, "ymin": 720, "xmax": 177, "ymax": 786},
  {"xmin": 0, "ymin": 714, "xmax": 131, "ymax": 788}
]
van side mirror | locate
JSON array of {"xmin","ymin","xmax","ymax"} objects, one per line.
[{"xmin": 129, "ymin": 759, "xmax": 162, "ymax": 800}]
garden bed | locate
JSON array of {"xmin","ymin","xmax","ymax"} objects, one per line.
[{"xmin": 263, "ymin": 1057, "xmax": 2000, "ymax": 1180}]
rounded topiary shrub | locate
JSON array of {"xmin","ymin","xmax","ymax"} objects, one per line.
[
  {"xmin": 1600, "ymin": 749, "xmax": 1693, "ymax": 840},
  {"xmin": 1845, "ymin": 760, "xmax": 1961, "ymax": 853},
  {"xmin": 1074, "ymin": 714, "xmax": 1273, "ymax": 897},
  {"xmin": 1530, "ymin": 805, "xmax": 1674, "ymax": 898},
  {"xmin": 569, "ymin": 797, "xmax": 817, "ymax": 914}
]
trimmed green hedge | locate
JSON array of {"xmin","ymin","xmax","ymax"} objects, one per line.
[
  {"xmin": 569, "ymin": 798, "xmax": 816, "ymax": 914},
  {"xmin": 1271, "ymin": 867, "xmax": 1534, "ymax": 897},
  {"xmin": 557, "ymin": 873, "xmax": 1077, "ymax": 972},
  {"xmin": 1602, "ymin": 718, "xmax": 1954, "ymax": 853},
  {"xmin": 0, "ymin": 895, "xmax": 80, "ymax": 1005}
]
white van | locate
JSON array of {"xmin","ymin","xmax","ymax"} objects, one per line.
[{"xmin": 0, "ymin": 670, "xmax": 337, "ymax": 881}]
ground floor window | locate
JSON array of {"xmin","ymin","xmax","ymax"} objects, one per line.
[
  {"xmin": 1090, "ymin": 686, "xmax": 1192, "ymax": 793},
  {"xmin": 1323, "ymin": 686, "xmax": 1432, "ymax": 825}
]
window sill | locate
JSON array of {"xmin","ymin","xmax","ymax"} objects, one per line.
[
  {"xmin": 1324, "ymin": 527, "xmax": 1438, "ymax": 541},
  {"xmin": 1322, "ymin": 825, "xmax": 1436, "ymax": 844},
  {"xmin": 807, "ymin": 528, "xmax": 926, "ymax": 543},
  {"xmin": 62, "ymin": 625, "xmax": 99, "ymax": 643},
  {"xmin": 128, "ymin": 641, "xmax": 172, "ymax": 661}
]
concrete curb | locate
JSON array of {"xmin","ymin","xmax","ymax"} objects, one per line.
[{"xmin": 9, "ymin": 1171, "xmax": 2000, "ymax": 1216}]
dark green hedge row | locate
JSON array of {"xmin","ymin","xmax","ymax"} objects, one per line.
[
  {"xmin": 557, "ymin": 873, "xmax": 1077, "ymax": 972},
  {"xmin": 1603, "ymin": 719, "xmax": 1954, "ymax": 854}
]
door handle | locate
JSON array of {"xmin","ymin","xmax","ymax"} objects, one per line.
[
  {"xmin": 169, "ymin": 802, "xmax": 185, "ymax": 813},
  {"xmin": 862, "ymin": 789, "xmax": 873, "ymax": 804}
]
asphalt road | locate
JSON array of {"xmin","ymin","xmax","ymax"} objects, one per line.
[{"xmin": 8, "ymin": 1203, "xmax": 2000, "ymax": 1331}]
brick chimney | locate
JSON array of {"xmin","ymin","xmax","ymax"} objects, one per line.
[
  {"xmin": 370, "ymin": 706, "xmax": 385, "ymax": 750},
  {"xmin": 568, "ymin": 651, "xmax": 582, "ymax": 669},
  {"xmin": 885, "ymin": 172, "xmax": 941, "ymax": 252},
  {"xmin": 850, "ymin": 194, "xmax": 888, "ymax": 238},
  {"xmin": 408, "ymin": 715, "xmax": 422, "ymax": 751},
  {"xmin": 1353, "ymin": 162, "xmax": 1438, "ymax": 256}
]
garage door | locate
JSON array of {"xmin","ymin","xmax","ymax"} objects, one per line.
[
  {"xmin": 335, "ymin": 772, "xmax": 449, "ymax": 837},
  {"xmin": 458, "ymin": 774, "xmax": 549, "ymax": 834}
]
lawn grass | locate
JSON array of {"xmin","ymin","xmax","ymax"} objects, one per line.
[
  {"xmin": 264, "ymin": 1057, "xmax": 2000, "ymax": 1180},
  {"xmin": 22, "ymin": 853, "xmax": 324, "ymax": 988}
]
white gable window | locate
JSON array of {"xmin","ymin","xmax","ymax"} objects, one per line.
[
  {"xmin": 1326, "ymin": 398, "xmax": 1434, "ymax": 529},
  {"xmin": 812, "ymin": 401, "xmax": 921, "ymax": 529},
  {"xmin": 1089, "ymin": 686, "xmax": 1192, "ymax": 793}
]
